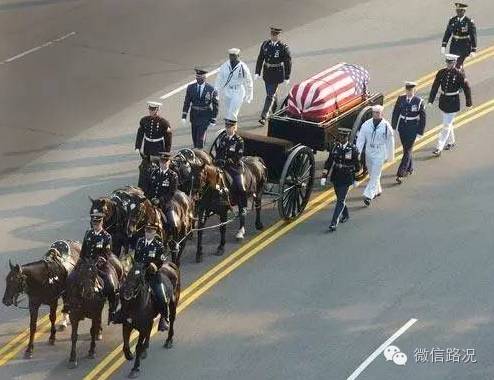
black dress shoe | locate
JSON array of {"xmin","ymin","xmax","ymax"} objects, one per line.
[
  {"xmin": 445, "ymin": 143, "xmax": 456, "ymax": 150},
  {"xmin": 328, "ymin": 224, "xmax": 336, "ymax": 232},
  {"xmin": 396, "ymin": 176, "xmax": 403, "ymax": 184},
  {"xmin": 364, "ymin": 198, "xmax": 371, "ymax": 206},
  {"xmin": 408, "ymin": 170, "xmax": 414, "ymax": 176},
  {"xmin": 340, "ymin": 215, "xmax": 349, "ymax": 224},
  {"xmin": 258, "ymin": 118, "xmax": 266, "ymax": 126},
  {"xmin": 432, "ymin": 149, "xmax": 441, "ymax": 157}
]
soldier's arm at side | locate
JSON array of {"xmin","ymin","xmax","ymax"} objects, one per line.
[
  {"xmin": 164, "ymin": 120, "xmax": 172, "ymax": 152},
  {"xmin": 283, "ymin": 44, "xmax": 292, "ymax": 80},
  {"xmin": 135, "ymin": 119, "xmax": 144, "ymax": 150},
  {"xmin": 211, "ymin": 89, "xmax": 219, "ymax": 123},
  {"xmin": 243, "ymin": 64, "xmax": 254, "ymax": 101},
  {"xmin": 386, "ymin": 123, "xmax": 396, "ymax": 162},
  {"xmin": 80, "ymin": 231, "xmax": 90, "ymax": 259},
  {"xmin": 442, "ymin": 18, "xmax": 453, "ymax": 47},
  {"xmin": 352, "ymin": 145, "xmax": 362, "ymax": 173},
  {"xmin": 391, "ymin": 96, "xmax": 401, "ymax": 129},
  {"xmin": 418, "ymin": 100, "xmax": 426, "ymax": 135},
  {"xmin": 182, "ymin": 85, "xmax": 192, "ymax": 119},
  {"xmin": 462, "ymin": 76, "xmax": 473, "ymax": 107},
  {"xmin": 104, "ymin": 234, "xmax": 112, "ymax": 258},
  {"xmin": 234, "ymin": 138, "xmax": 244, "ymax": 163},
  {"xmin": 322, "ymin": 147, "xmax": 335, "ymax": 177},
  {"xmin": 470, "ymin": 18, "xmax": 477, "ymax": 52},
  {"xmin": 428, "ymin": 71, "xmax": 441, "ymax": 104},
  {"xmin": 355, "ymin": 124, "xmax": 366, "ymax": 154},
  {"xmin": 255, "ymin": 42, "xmax": 265, "ymax": 76}
]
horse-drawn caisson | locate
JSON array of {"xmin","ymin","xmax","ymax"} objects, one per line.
[{"xmin": 2, "ymin": 62, "xmax": 382, "ymax": 378}]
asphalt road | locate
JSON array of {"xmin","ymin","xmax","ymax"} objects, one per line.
[{"xmin": 0, "ymin": 0, "xmax": 494, "ymax": 379}]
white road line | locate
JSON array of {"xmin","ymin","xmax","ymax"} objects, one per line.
[
  {"xmin": 1, "ymin": 32, "xmax": 76, "ymax": 65},
  {"xmin": 346, "ymin": 318, "xmax": 418, "ymax": 380},
  {"xmin": 159, "ymin": 67, "xmax": 220, "ymax": 100}
]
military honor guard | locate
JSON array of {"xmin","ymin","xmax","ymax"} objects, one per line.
[
  {"xmin": 142, "ymin": 152, "xmax": 179, "ymax": 233},
  {"xmin": 135, "ymin": 101, "xmax": 173, "ymax": 161},
  {"xmin": 428, "ymin": 54, "xmax": 472, "ymax": 157},
  {"xmin": 356, "ymin": 105, "xmax": 395, "ymax": 206},
  {"xmin": 441, "ymin": 2, "xmax": 477, "ymax": 69},
  {"xmin": 215, "ymin": 48, "xmax": 254, "ymax": 122},
  {"xmin": 391, "ymin": 81, "xmax": 426, "ymax": 183},
  {"xmin": 321, "ymin": 129, "xmax": 360, "ymax": 232},
  {"xmin": 255, "ymin": 26, "xmax": 292, "ymax": 125},
  {"xmin": 181, "ymin": 68, "xmax": 219, "ymax": 149}
]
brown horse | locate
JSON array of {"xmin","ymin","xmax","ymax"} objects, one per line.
[
  {"xmin": 127, "ymin": 191, "xmax": 194, "ymax": 266},
  {"xmin": 120, "ymin": 261, "xmax": 180, "ymax": 378},
  {"xmin": 65, "ymin": 256, "xmax": 123, "ymax": 368},
  {"xmin": 195, "ymin": 157, "xmax": 266, "ymax": 262},
  {"xmin": 2, "ymin": 240, "xmax": 80, "ymax": 359},
  {"xmin": 171, "ymin": 148, "xmax": 213, "ymax": 198}
]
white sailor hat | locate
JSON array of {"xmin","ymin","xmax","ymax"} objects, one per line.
[
  {"xmin": 147, "ymin": 101, "xmax": 162, "ymax": 109},
  {"xmin": 372, "ymin": 104, "xmax": 384, "ymax": 112},
  {"xmin": 445, "ymin": 53, "xmax": 459, "ymax": 61},
  {"xmin": 224, "ymin": 118, "xmax": 238, "ymax": 127},
  {"xmin": 228, "ymin": 48, "xmax": 241, "ymax": 55},
  {"xmin": 405, "ymin": 81, "xmax": 417, "ymax": 88}
]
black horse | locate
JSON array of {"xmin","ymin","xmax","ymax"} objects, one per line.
[
  {"xmin": 89, "ymin": 186, "xmax": 147, "ymax": 257},
  {"xmin": 2, "ymin": 240, "xmax": 80, "ymax": 359},
  {"xmin": 195, "ymin": 157, "xmax": 266, "ymax": 262},
  {"xmin": 64, "ymin": 257, "xmax": 122, "ymax": 368},
  {"xmin": 120, "ymin": 262, "xmax": 180, "ymax": 378}
]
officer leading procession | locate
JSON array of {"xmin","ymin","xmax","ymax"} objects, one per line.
[{"xmin": 2, "ymin": 0, "xmax": 484, "ymax": 378}]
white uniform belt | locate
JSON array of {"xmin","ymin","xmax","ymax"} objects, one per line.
[
  {"xmin": 191, "ymin": 105, "xmax": 209, "ymax": 110},
  {"xmin": 452, "ymin": 35, "xmax": 470, "ymax": 40},
  {"xmin": 264, "ymin": 62, "xmax": 284, "ymax": 68},
  {"xmin": 227, "ymin": 84, "xmax": 242, "ymax": 90},
  {"xmin": 441, "ymin": 90, "xmax": 460, "ymax": 96},
  {"xmin": 144, "ymin": 136, "xmax": 164, "ymax": 143},
  {"xmin": 399, "ymin": 115, "xmax": 420, "ymax": 121}
]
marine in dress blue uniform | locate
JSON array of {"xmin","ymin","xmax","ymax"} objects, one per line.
[
  {"xmin": 441, "ymin": 2, "xmax": 477, "ymax": 69},
  {"xmin": 255, "ymin": 27, "xmax": 292, "ymax": 125},
  {"xmin": 134, "ymin": 222, "xmax": 170, "ymax": 331},
  {"xmin": 391, "ymin": 82, "xmax": 426, "ymax": 182},
  {"xmin": 428, "ymin": 54, "xmax": 472, "ymax": 156},
  {"xmin": 321, "ymin": 129, "xmax": 360, "ymax": 232},
  {"xmin": 142, "ymin": 152, "xmax": 179, "ymax": 232},
  {"xmin": 182, "ymin": 69, "xmax": 219, "ymax": 149}
]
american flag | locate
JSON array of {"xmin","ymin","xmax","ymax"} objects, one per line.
[{"xmin": 287, "ymin": 63, "xmax": 370, "ymax": 122}]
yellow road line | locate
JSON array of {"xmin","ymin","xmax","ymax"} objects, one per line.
[
  {"xmin": 2, "ymin": 43, "xmax": 494, "ymax": 370},
  {"xmin": 86, "ymin": 100, "xmax": 494, "ymax": 380}
]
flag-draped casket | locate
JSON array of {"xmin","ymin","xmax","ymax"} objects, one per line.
[{"xmin": 286, "ymin": 63, "xmax": 370, "ymax": 122}]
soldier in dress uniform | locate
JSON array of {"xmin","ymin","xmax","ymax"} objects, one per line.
[
  {"xmin": 181, "ymin": 68, "xmax": 219, "ymax": 149},
  {"xmin": 441, "ymin": 2, "xmax": 477, "ymax": 70},
  {"xmin": 212, "ymin": 119, "xmax": 247, "ymax": 240},
  {"xmin": 215, "ymin": 48, "xmax": 254, "ymax": 122},
  {"xmin": 321, "ymin": 128, "xmax": 360, "ymax": 232},
  {"xmin": 134, "ymin": 222, "xmax": 170, "ymax": 331},
  {"xmin": 143, "ymin": 152, "xmax": 178, "ymax": 233},
  {"xmin": 79, "ymin": 212, "xmax": 118, "ymax": 324},
  {"xmin": 428, "ymin": 54, "xmax": 472, "ymax": 157},
  {"xmin": 391, "ymin": 81, "xmax": 426, "ymax": 183},
  {"xmin": 255, "ymin": 26, "xmax": 292, "ymax": 126}
]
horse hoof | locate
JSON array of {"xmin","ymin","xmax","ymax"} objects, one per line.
[
  {"xmin": 88, "ymin": 352, "xmax": 95, "ymax": 359},
  {"xmin": 214, "ymin": 247, "xmax": 224, "ymax": 256},
  {"xmin": 255, "ymin": 223, "xmax": 264, "ymax": 231},
  {"xmin": 164, "ymin": 340, "xmax": 173, "ymax": 349},
  {"xmin": 48, "ymin": 337, "xmax": 56, "ymax": 345},
  {"xmin": 123, "ymin": 349, "xmax": 134, "ymax": 361},
  {"xmin": 141, "ymin": 349, "xmax": 147, "ymax": 360},
  {"xmin": 24, "ymin": 350, "xmax": 33, "ymax": 359},
  {"xmin": 97, "ymin": 333, "xmax": 103, "ymax": 341},
  {"xmin": 68, "ymin": 360, "xmax": 78, "ymax": 369},
  {"xmin": 128, "ymin": 369, "xmax": 140, "ymax": 378}
]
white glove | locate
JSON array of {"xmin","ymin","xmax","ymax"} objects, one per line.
[
  {"xmin": 254, "ymin": 74, "xmax": 260, "ymax": 81},
  {"xmin": 320, "ymin": 177, "xmax": 326, "ymax": 186},
  {"xmin": 427, "ymin": 102, "xmax": 433, "ymax": 108},
  {"xmin": 208, "ymin": 123, "xmax": 216, "ymax": 129},
  {"xmin": 353, "ymin": 181, "xmax": 358, "ymax": 188},
  {"xmin": 441, "ymin": 46, "xmax": 446, "ymax": 55},
  {"xmin": 470, "ymin": 51, "xmax": 477, "ymax": 58},
  {"xmin": 181, "ymin": 118, "xmax": 187, "ymax": 126},
  {"xmin": 135, "ymin": 148, "xmax": 141, "ymax": 155},
  {"xmin": 284, "ymin": 79, "xmax": 290, "ymax": 87},
  {"xmin": 417, "ymin": 134, "xmax": 423, "ymax": 138}
]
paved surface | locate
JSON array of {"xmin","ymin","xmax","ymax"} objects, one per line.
[{"xmin": 0, "ymin": 0, "xmax": 494, "ymax": 379}]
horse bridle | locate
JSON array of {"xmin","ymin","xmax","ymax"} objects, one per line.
[
  {"xmin": 128, "ymin": 202, "xmax": 147, "ymax": 234},
  {"xmin": 10, "ymin": 271, "xmax": 27, "ymax": 307},
  {"xmin": 122, "ymin": 270, "xmax": 146, "ymax": 301}
]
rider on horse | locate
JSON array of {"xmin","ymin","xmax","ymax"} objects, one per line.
[
  {"xmin": 136, "ymin": 222, "xmax": 170, "ymax": 331},
  {"xmin": 79, "ymin": 211, "xmax": 119, "ymax": 324},
  {"xmin": 213, "ymin": 119, "xmax": 248, "ymax": 238},
  {"xmin": 142, "ymin": 151, "xmax": 179, "ymax": 233}
]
